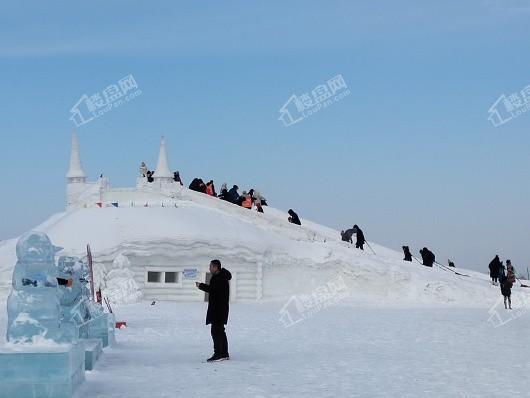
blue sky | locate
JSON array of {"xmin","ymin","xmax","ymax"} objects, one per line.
[{"xmin": 0, "ymin": 1, "xmax": 529, "ymax": 272}]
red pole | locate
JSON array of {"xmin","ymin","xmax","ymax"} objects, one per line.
[{"xmin": 87, "ymin": 244, "xmax": 95, "ymax": 302}]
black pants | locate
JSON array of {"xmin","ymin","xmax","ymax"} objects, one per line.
[
  {"xmin": 356, "ymin": 242, "xmax": 364, "ymax": 250},
  {"xmin": 211, "ymin": 323, "xmax": 228, "ymax": 357}
]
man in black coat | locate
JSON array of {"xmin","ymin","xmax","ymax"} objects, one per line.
[
  {"xmin": 419, "ymin": 247, "xmax": 435, "ymax": 267},
  {"xmin": 353, "ymin": 225, "xmax": 365, "ymax": 250},
  {"xmin": 228, "ymin": 185, "xmax": 240, "ymax": 204},
  {"xmin": 489, "ymin": 255, "xmax": 502, "ymax": 285},
  {"xmin": 196, "ymin": 260, "xmax": 232, "ymax": 362}
]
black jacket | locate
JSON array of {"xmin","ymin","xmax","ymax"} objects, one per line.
[
  {"xmin": 198, "ymin": 268, "xmax": 232, "ymax": 325},
  {"xmin": 288, "ymin": 211, "xmax": 301, "ymax": 226},
  {"xmin": 341, "ymin": 229, "xmax": 355, "ymax": 243},
  {"xmin": 489, "ymin": 257, "xmax": 501, "ymax": 278},
  {"xmin": 355, "ymin": 228, "xmax": 365, "ymax": 245},
  {"xmin": 420, "ymin": 249, "xmax": 435, "ymax": 267}
]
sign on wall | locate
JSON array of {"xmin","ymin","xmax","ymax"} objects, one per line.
[{"xmin": 183, "ymin": 268, "xmax": 199, "ymax": 280}]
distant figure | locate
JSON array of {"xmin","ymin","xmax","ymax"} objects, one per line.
[
  {"xmin": 253, "ymin": 191, "xmax": 268, "ymax": 206},
  {"xmin": 218, "ymin": 183, "xmax": 229, "ymax": 201},
  {"xmin": 352, "ymin": 225, "xmax": 365, "ymax": 250},
  {"xmin": 196, "ymin": 260, "xmax": 232, "ymax": 362},
  {"xmin": 288, "ymin": 209, "xmax": 301, "ymax": 226},
  {"xmin": 146, "ymin": 170, "xmax": 154, "ymax": 183},
  {"xmin": 447, "ymin": 259, "xmax": 455, "ymax": 268},
  {"xmin": 173, "ymin": 171, "xmax": 183, "ymax": 186},
  {"xmin": 341, "ymin": 228, "xmax": 355, "ymax": 244},
  {"xmin": 419, "ymin": 247, "xmax": 435, "ymax": 267},
  {"xmin": 206, "ymin": 180, "xmax": 217, "ymax": 197},
  {"xmin": 499, "ymin": 266, "xmax": 513, "ymax": 310},
  {"xmin": 228, "ymin": 185, "xmax": 240, "ymax": 204},
  {"xmin": 241, "ymin": 191, "xmax": 253, "ymax": 209},
  {"xmin": 140, "ymin": 162, "xmax": 148, "ymax": 177},
  {"xmin": 256, "ymin": 203, "xmax": 264, "ymax": 213},
  {"xmin": 402, "ymin": 246, "xmax": 412, "ymax": 262},
  {"xmin": 489, "ymin": 255, "xmax": 502, "ymax": 285},
  {"xmin": 506, "ymin": 260, "xmax": 516, "ymax": 284}
]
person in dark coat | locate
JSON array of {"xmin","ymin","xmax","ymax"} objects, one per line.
[
  {"xmin": 489, "ymin": 255, "xmax": 502, "ymax": 285},
  {"xmin": 448, "ymin": 259, "xmax": 455, "ymax": 268},
  {"xmin": 196, "ymin": 260, "xmax": 232, "ymax": 362},
  {"xmin": 288, "ymin": 209, "xmax": 301, "ymax": 226},
  {"xmin": 402, "ymin": 246, "xmax": 412, "ymax": 262},
  {"xmin": 499, "ymin": 269, "xmax": 512, "ymax": 309},
  {"xmin": 341, "ymin": 228, "xmax": 355, "ymax": 244},
  {"xmin": 189, "ymin": 178, "xmax": 200, "ymax": 192},
  {"xmin": 173, "ymin": 171, "xmax": 183, "ymax": 186},
  {"xmin": 353, "ymin": 225, "xmax": 365, "ymax": 250},
  {"xmin": 228, "ymin": 185, "xmax": 240, "ymax": 204},
  {"xmin": 419, "ymin": 247, "xmax": 435, "ymax": 267}
]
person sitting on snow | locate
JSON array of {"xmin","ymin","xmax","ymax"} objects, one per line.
[
  {"xmin": 288, "ymin": 209, "xmax": 301, "ymax": 226},
  {"xmin": 206, "ymin": 180, "xmax": 217, "ymax": 197},
  {"xmin": 173, "ymin": 171, "xmax": 183, "ymax": 186},
  {"xmin": 402, "ymin": 246, "xmax": 412, "ymax": 262},
  {"xmin": 228, "ymin": 185, "xmax": 240, "ymax": 204}
]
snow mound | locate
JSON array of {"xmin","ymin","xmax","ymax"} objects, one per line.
[{"xmin": 0, "ymin": 187, "xmax": 526, "ymax": 307}]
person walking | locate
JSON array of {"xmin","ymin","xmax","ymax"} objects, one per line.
[
  {"xmin": 499, "ymin": 264, "xmax": 513, "ymax": 310},
  {"xmin": 196, "ymin": 260, "xmax": 232, "ymax": 362}
]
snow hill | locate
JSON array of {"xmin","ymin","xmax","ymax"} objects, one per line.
[{"xmin": 0, "ymin": 187, "xmax": 524, "ymax": 307}]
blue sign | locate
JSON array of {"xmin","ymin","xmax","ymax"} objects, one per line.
[{"xmin": 183, "ymin": 268, "xmax": 199, "ymax": 280}]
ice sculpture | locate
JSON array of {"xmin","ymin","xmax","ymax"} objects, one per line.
[
  {"xmin": 6, "ymin": 232, "xmax": 64, "ymax": 344},
  {"xmin": 0, "ymin": 232, "xmax": 86, "ymax": 398},
  {"xmin": 105, "ymin": 253, "xmax": 143, "ymax": 304}
]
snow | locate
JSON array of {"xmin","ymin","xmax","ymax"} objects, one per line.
[
  {"xmin": 0, "ymin": 184, "xmax": 529, "ymax": 396},
  {"xmin": 38, "ymin": 301, "xmax": 530, "ymax": 397}
]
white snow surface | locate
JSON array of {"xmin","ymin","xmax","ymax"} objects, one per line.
[
  {"xmin": 0, "ymin": 186, "xmax": 527, "ymax": 307},
  {"xmin": 1, "ymin": 188, "xmax": 529, "ymax": 396}
]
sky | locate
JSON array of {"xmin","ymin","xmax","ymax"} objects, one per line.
[{"xmin": 0, "ymin": 1, "xmax": 529, "ymax": 273}]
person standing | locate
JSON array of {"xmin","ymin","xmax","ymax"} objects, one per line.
[
  {"xmin": 402, "ymin": 246, "xmax": 412, "ymax": 262},
  {"xmin": 499, "ymin": 263, "xmax": 513, "ymax": 310},
  {"xmin": 196, "ymin": 260, "xmax": 232, "ymax": 362},
  {"xmin": 353, "ymin": 225, "xmax": 365, "ymax": 250},
  {"xmin": 489, "ymin": 255, "xmax": 502, "ymax": 285}
]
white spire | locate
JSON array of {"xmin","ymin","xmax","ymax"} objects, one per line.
[
  {"xmin": 66, "ymin": 130, "xmax": 87, "ymax": 179},
  {"xmin": 154, "ymin": 136, "xmax": 172, "ymax": 180}
]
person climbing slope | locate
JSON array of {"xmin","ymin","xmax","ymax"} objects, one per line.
[
  {"xmin": 288, "ymin": 209, "xmax": 301, "ymax": 226},
  {"xmin": 499, "ymin": 264, "xmax": 513, "ymax": 310},
  {"xmin": 419, "ymin": 247, "xmax": 435, "ymax": 267},
  {"xmin": 353, "ymin": 225, "xmax": 365, "ymax": 250},
  {"xmin": 341, "ymin": 228, "xmax": 355, "ymax": 244}
]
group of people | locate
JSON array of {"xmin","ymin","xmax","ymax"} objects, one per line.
[
  {"xmin": 189, "ymin": 179, "xmax": 268, "ymax": 213},
  {"xmin": 489, "ymin": 255, "xmax": 516, "ymax": 309},
  {"xmin": 340, "ymin": 225, "xmax": 366, "ymax": 250},
  {"xmin": 139, "ymin": 162, "xmax": 183, "ymax": 185}
]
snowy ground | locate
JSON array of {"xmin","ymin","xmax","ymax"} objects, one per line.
[{"xmin": 2, "ymin": 300, "xmax": 525, "ymax": 398}]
